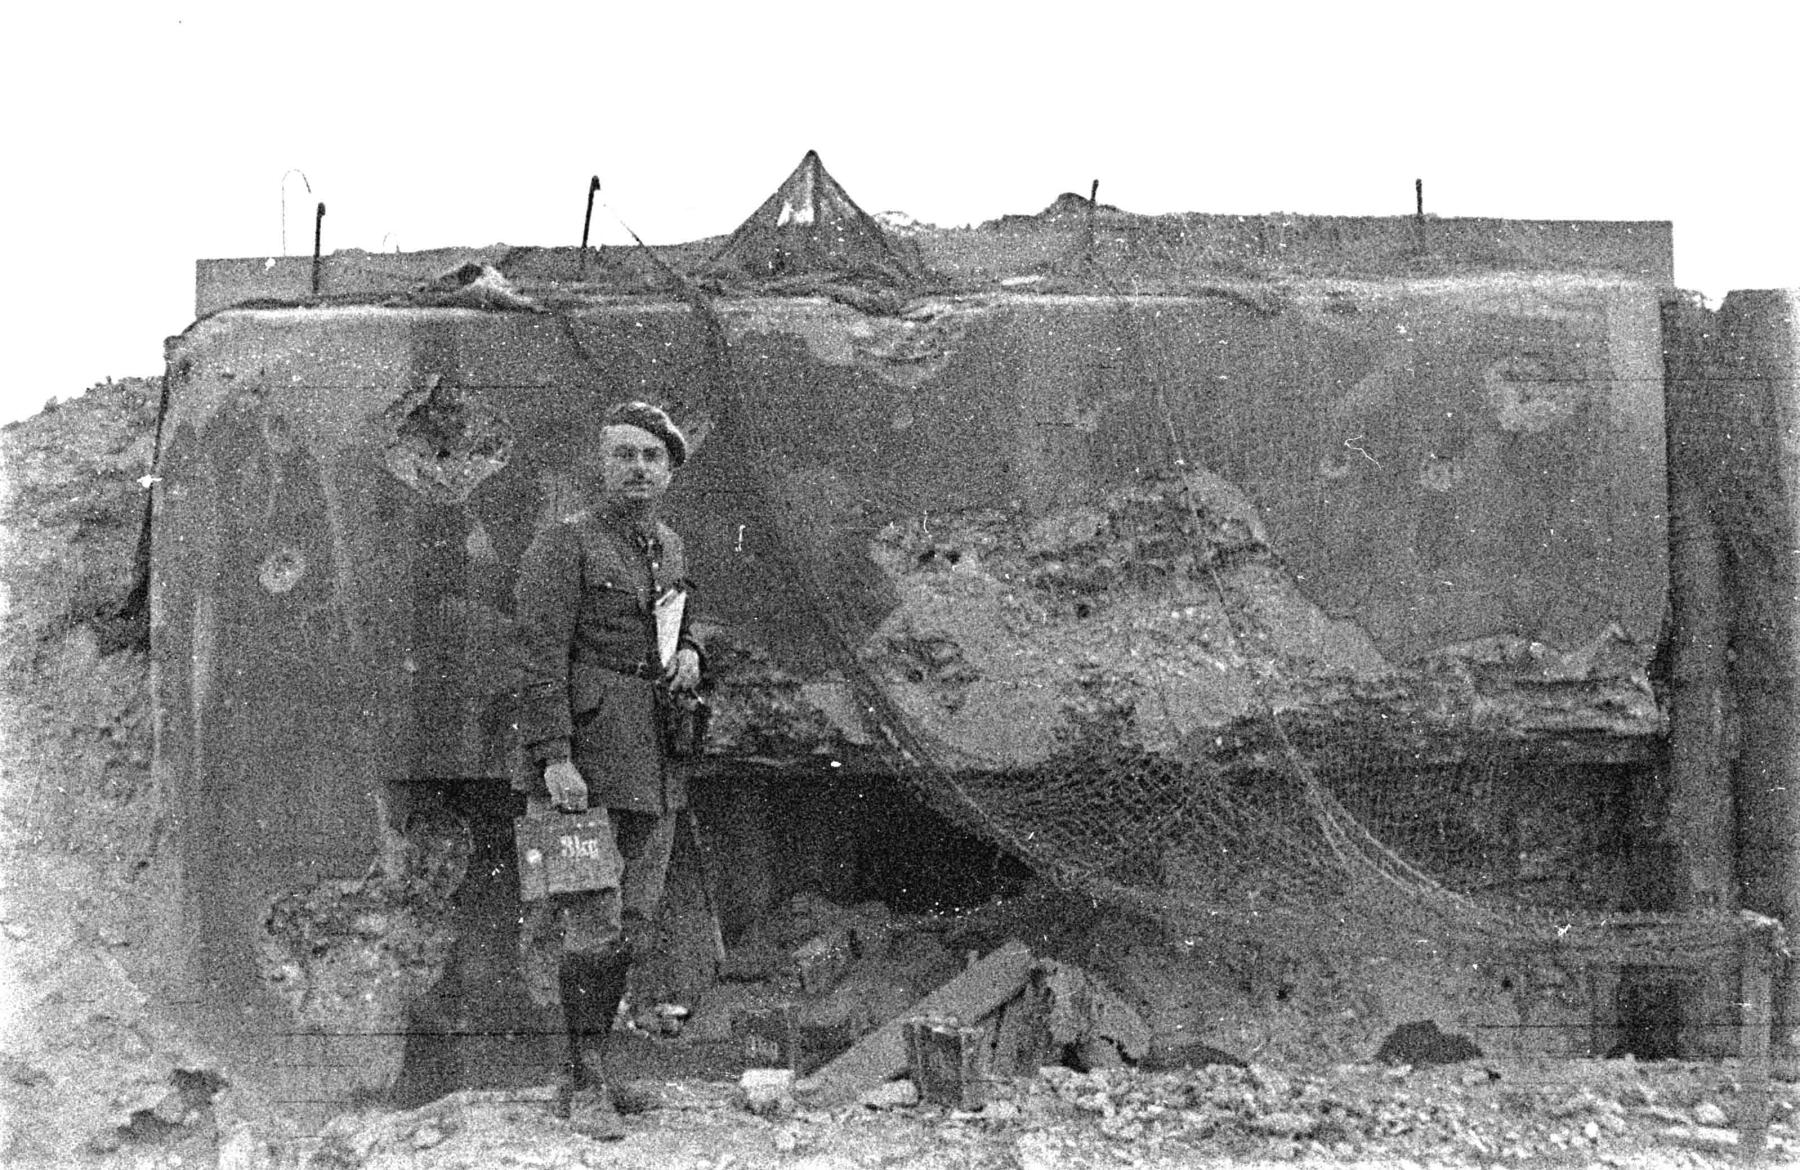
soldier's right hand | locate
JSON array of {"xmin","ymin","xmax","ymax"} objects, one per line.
[{"xmin": 544, "ymin": 760, "xmax": 589, "ymax": 812}]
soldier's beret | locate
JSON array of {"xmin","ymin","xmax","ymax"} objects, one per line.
[{"xmin": 601, "ymin": 401, "xmax": 688, "ymax": 469}]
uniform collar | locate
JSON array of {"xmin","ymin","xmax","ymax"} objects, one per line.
[{"xmin": 597, "ymin": 501, "xmax": 662, "ymax": 551}]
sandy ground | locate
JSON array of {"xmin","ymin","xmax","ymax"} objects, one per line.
[{"xmin": 2, "ymin": 844, "xmax": 1795, "ymax": 1169}]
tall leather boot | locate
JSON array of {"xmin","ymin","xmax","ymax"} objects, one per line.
[{"xmin": 557, "ymin": 953, "xmax": 629, "ymax": 1141}]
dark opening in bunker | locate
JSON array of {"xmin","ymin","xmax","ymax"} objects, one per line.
[{"xmin": 702, "ymin": 761, "xmax": 1036, "ymax": 923}]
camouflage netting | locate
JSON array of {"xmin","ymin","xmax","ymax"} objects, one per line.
[
  {"xmin": 714, "ymin": 447, "xmax": 1749, "ymax": 971},
  {"xmin": 671, "ymin": 284, "xmax": 1758, "ymax": 983}
]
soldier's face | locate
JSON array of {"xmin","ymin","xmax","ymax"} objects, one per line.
[{"xmin": 595, "ymin": 423, "xmax": 674, "ymax": 506}]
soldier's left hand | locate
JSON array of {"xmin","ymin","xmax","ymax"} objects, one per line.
[{"xmin": 664, "ymin": 646, "xmax": 701, "ymax": 692}]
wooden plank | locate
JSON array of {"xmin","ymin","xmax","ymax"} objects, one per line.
[
  {"xmin": 795, "ymin": 940, "xmax": 1034, "ymax": 1103},
  {"xmin": 990, "ymin": 985, "xmax": 1055, "ymax": 1077}
]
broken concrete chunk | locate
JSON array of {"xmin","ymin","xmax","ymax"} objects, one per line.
[
  {"xmin": 1251, "ymin": 1111, "xmax": 1319, "ymax": 1138},
  {"xmin": 1661, "ymin": 1125, "xmax": 1742, "ymax": 1152},
  {"xmin": 739, "ymin": 1068, "xmax": 795, "ymax": 1116}
]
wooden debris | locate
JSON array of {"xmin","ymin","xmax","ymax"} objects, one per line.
[
  {"xmin": 733, "ymin": 1003, "xmax": 799, "ymax": 1073},
  {"xmin": 990, "ymin": 979, "xmax": 1056, "ymax": 1076},
  {"xmin": 906, "ymin": 1017, "xmax": 993, "ymax": 1110},
  {"xmin": 795, "ymin": 939, "xmax": 1034, "ymax": 1103},
  {"xmin": 1039, "ymin": 959, "xmax": 1151, "ymax": 1063},
  {"xmin": 731, "ymin": 1001, "xmax": 858, "ymax": 1076}
]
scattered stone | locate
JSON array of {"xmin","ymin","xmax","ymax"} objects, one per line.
[
  {"xmin": 411, "ymin": 1124, "xmax": 445, "ymax": 1149},
  {"xmin": 982, "ymin": 1100, "xmax": 1021, "ymax": 1123},
  {"xmin": 1663, "ymin": 1124, "xmax": 1740, "ymax": 1151},
  {"xmin": 1692, "ymin": 1101, "xmax": 1728, "ymax": 1127},
  {"xmin": 1249, "ymin": 1064, "xmax": 1292, "ymax": 1097},
  {"xmin": 740, "ymin": 1068, "xmax": 795, "ymax": 1116},
  {"xmin": 1252, "ymin": 1111, "xmax": 1319, "ymax": 1138},
  {"xmin": 1013, "ymin": 1132, "xmax": 1062, "ymax": 1170},
  {"xmin": 84, "ymin": 1129, "xmax": 124, "ymax": 1155},
  {"xmin": 150, "ymin": 1089, "xmax": 189, "ymax": 1125},
  {"xmin": 1547, "ymin": 1091, "xmax": 1597, "ymax": 1119},
  {"xmin": 1097, "ymin": 1113, "xmax": 1144, "ymax": 1140},
  {"xmin": 216, "ymin": 1125, "xmax": 275, "ymax": 1170},
  {"xmin": 770, "ymin": 1125, "xmax": 808, "ymax": 1154},
  {"xmin": 1637, "ymin": 1104, "xmax": 1693, "ymax": 1126},
  {"xmin": 2, "ymin": 1056, "xmax": 49, "ymax": 1087}
]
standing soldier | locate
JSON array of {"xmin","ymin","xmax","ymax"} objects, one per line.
[{"xmin": 514, "ymin": 400, "xmax": 705, "ymax": 1139}]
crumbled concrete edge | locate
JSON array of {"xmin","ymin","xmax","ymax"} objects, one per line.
[{"xmin": 254, "ymin": 805, "xmax": 471, "ymax": 1087}]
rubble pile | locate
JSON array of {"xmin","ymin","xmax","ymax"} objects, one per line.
[
  {"xmin": 826, "ymin": 1057, "xmax": 1793, "ymax": 1166},
  {"xmin": 0, "ymin": 379, "xmax": 158, "ymax": 861}
]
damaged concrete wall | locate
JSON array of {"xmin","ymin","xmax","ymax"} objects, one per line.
[
  {"xmin": 152, "ymin": 276, "xmax": 1672, "ymax": 1092},
  {"xmin": 151, "ymin": 304, "xmax": 721, "ymax": 1096},
  {"xmin": 708, "ymin": 279, "xmax": 1665, "ymax": 662}
]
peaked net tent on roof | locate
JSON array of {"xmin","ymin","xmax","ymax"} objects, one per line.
[{"xmin": 707, "ymin": 150, "xmax": 928, "ymax": 290}]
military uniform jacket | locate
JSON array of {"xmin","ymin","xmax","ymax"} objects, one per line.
[{"xmin": 515, "ymin": 508, "xmax": 699, "ymax": 814}]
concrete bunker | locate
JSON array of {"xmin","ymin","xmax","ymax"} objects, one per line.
[{"xmin": 149, "ymin": 159, "xmax": 1794, "ymax": 1109}]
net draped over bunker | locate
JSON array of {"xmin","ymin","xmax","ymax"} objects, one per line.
[
  {"xmin": 154, "ymin": 153, "xmax": 1785, "ymax": 1096},
  {"xmin": 698, "ymin": 294, "xmax": 1745, "ymax": 971}
]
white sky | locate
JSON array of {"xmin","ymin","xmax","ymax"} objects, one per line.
[{"xmin": 4, "ymin": 2, "xmax": 1796, "ymax": 426}]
